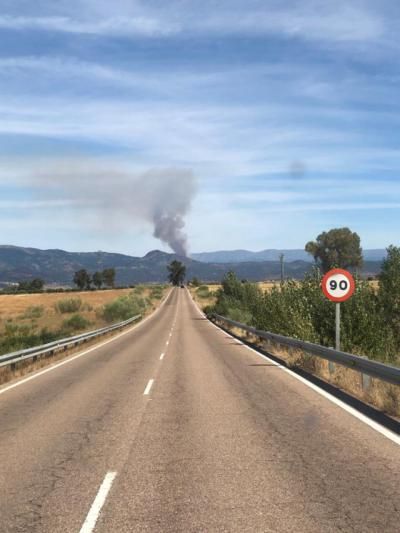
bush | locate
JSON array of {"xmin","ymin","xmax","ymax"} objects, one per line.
[
  {"xmin": 54, "ymin": 298, "xmax": 82, "ymax": 314},
  {"xmin": 62, "ymin": 313, "xmax": 91, "ymax": 332},
  {"xmin": 0, "ymin": 323, "xmax": 60, "ymax": 355},
  {"xmin": 149, "ymin": 285, "xmax": 164, "ymax": 300},
  {"xmin": 101, "ymin": 294, "xmax": 147, "ymax": 323},
  {"xmin": 196, "ymin": 285, "xmax": 210, "ymax": 298},
  {"xmin": 21, "ymin": 305, "xmax": 45, "ymax": 319},
  {"xmin": 133, "ymin": 285, "xmax": 145, "ymax": 295}
]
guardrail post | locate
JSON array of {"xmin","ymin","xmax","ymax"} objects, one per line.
[
  {"xmin": 327, "ymin": 348, "xmax": 335, "ymax": 374},
  {"xmin": 360, "ymin": 356, "xmax": 371, "ymax": 390}
]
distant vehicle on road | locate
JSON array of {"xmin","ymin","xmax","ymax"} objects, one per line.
[{"xmin": 180, "ymin": 284, "xmax": 185, "ymax": 288}]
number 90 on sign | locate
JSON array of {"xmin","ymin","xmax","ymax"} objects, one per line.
[{"xmin": 322, "ymin": 268, "xmax": 355, "ymax": 302}]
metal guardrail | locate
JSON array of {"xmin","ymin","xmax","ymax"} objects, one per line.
[
  {"xmin": 0, "ymin": 314, "xmax": 141, "ymax": 370},
  {"xmin": 212, "ymin": 314, "xmax": 400, "ymax": 386}
]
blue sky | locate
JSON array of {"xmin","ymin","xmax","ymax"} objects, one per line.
[{"xmin": 1, "ymin": 0, "xmax": 400, "ymax": 255}]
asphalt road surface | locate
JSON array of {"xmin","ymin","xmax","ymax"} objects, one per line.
[{"xmin": 0, "ymin": 288, "xmax": 399, "ymax": 532}]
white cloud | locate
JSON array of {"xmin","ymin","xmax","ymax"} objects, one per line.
[
  {"xmin": 0, "ymin": 14, "xmax": 176, "ymax": 37},
  {"xmin": 0, "ymin": 1, "xmax": 389, "ymax": 49}
]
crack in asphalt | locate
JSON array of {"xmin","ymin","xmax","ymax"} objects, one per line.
[{"xmin": 10, "ymin": 397, "xmax": 115, "ymax": 532}]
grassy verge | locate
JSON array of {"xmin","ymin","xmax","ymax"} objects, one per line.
[
  {"xmin": 214, "ymin": 318, "xmax": 400, "ymax": 419},
  {"xmin": 189, "ymin": 284, "xmax": 219, "ymax": 311}
]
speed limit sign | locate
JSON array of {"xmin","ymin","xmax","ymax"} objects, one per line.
[
  {"xmin": 322, "ymin": 268, "xmax": 355, "ymax": 303},
  {"xmin": 322, "ymin": 268, "xmax": 355, "ymax": 351}
]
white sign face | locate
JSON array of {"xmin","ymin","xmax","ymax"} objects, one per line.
[{"xmin": 322, "ymin": 269, "xmax": 355, "ymax": 302}]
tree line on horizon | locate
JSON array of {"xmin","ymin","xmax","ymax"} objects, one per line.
[{"xmin": 73, "ymin": 268, "xmax": 116, "ymax": 290}]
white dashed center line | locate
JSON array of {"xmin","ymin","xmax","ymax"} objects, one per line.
[
  {"xmin": 143, "ymin": 379, "xmax": 154, "ymax": 395},
  {"xmin": 79, "ymin": 471, "xmax": 117, "ymax": 533}
]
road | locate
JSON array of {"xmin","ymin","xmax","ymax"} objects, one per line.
[{"xmin": 0, "ymin": 287, "xmax": 399, "ymax": 532}]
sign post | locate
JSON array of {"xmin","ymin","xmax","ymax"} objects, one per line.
[
  {"xmin": 322, "ymin": 268, "xmax": 355, "ymax": 351},
  {"xmin": 335, "ymin": 302, "xmax": 340, "ymax": 351}
]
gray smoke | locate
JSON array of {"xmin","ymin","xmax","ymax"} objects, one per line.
[
  {"xmin": 153, "ymin": 211, "xmax": 187, "ymax": 256},
  {"xmin": 32, "ymin": 161, "xmax": 197, "ymax": 255}
]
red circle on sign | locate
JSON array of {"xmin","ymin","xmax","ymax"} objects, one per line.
[{"xmin": 321, "ymin": 268, "xmax": 355, "ymax": 302}]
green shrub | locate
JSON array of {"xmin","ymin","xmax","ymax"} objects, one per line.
[
  {"xmin": 133, "ymin": 285, "xmax": 145, "ymax": 295},
  {"xmin": 54, "ymin": 298, "xmax": 82, "ymax": 314},
  {"xmin": 149, "ymin": 285, "xmax": 164, "ymax": 300},
  {"xmin": 196, "ymin": 285, "xmax": 210, "ymax": 298},
  {"xmin": 21, "ymin": 305, "xmax": 45, "ymax": 319},
  {"xmin": 101, "ymin": 294, "xmax": 147, "ymax": 323},
  {"xmin": 62, "ymin": 313, "xmax": 91, "ymax": 332},
  {"xmin": 0, "ymin": 325, "xmax": 61, "ymax": 356}
]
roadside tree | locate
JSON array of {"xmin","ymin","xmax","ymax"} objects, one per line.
[
  {"xmin": 167, "ymin": 260, "xmax": 186, "ymax": 286},
  {"xmin": 305, "ymin": 227, "xmax": 363, "ymax": 274}
]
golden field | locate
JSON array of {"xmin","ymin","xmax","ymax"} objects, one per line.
[{"xmin": 0, "ymin": 286, "xmax": 165, "ymax": 337}]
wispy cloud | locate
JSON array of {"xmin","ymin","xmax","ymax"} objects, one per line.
[
  {"xmin": 0, "ymin": 14, "xmax": 176, "ymax": 37},
  {"xmin": 0, "ymin": 0, "xmax": 399, "ymax": 252},
  {"xmin": 0, "ymin": 2, "xmax": 388, "ymax": 46}
]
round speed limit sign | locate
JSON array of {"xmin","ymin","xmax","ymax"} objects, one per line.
[{"xmin": 322, "ymin": 268, "xmax": 355, "ymax": 302}]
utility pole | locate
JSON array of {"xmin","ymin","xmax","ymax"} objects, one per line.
[{"xmin": 280, "ymin": 253, "xmax": 285, "ymax": 285}]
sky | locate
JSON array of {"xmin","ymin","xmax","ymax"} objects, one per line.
[{"xmin": 1, "ymin": 0, "xmax": 400, "ymax": 256}]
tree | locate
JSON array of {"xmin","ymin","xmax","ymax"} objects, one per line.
[
  {"xmin": 102, "ymin": 268, "xmax": 116, "ymax": 288},
  {"xmin": 73, "ymin": 269, "xmax": 91, "ymax": 290},
  {"xmin": 30, "ymin": 278, "xmax": 44, "ymax": 291},
  {"xmin": 17, "ymin": 281, "xmax": 30, "ymax": 292},
  {"xmin": 17, "ymin": 278, "xmax": 44, "ymax": 292},
  {"xmin": 191, "ymin": 277, "xmax": 201, "ymax": 287},
  {"xmin": 379, "ymin": 246, "xmax": 400, "ymax": 340},
  {"xmin": 305, "ymin": 227, "xmax": 363, "ymax": 274},
  {"xmin": 92, "ymin": 271, "xmax": 103, "ymax": 289},
  {"xmin": 167, "ymin": 260, "xmax": 186, "ymax": 286}
]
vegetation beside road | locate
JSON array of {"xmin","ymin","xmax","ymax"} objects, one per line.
[
  {"xmin": 201, "ymin": 231, "xmax": 400, "ymax": 365},
  {"xmin": 0, "ymin": 285, "xmax": 167, "ymax": 356},
  {"xmin": 210, "ymin": 270, "xmax": 396, "ymax": 363},
  {"xmin": 196, "ymin": 236, "xmax": 400, "ymax": 417}
]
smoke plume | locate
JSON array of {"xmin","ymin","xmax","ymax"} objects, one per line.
[{"xmin": 33, "ymin": 161, "xmax": 196, "ymax": 255}]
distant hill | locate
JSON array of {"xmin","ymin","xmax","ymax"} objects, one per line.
[
  {"xmin": 0, "ymin": 245, "xmax": 384, "ymax": 285},
  {"xmin": 191, "ymin": 249, "xmax": 387, "ymax": 263}
]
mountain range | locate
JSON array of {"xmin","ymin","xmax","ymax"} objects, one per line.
[
  {"xmin": 191, "ymin": 249, "xmax": 387, "ymax": 263},
  {"xmin": 0, "ymin": 245, "xmax": 384, "ymax": 286}
]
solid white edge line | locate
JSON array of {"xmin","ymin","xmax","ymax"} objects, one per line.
[
  {"xmin": 0, "ymin": 288, "xmax": 174, "ymax": 397},
  {"xmin": 79, "ymin": 471, "xmax": 117, "ymax": 533},
  {"xmin": 144, "ymin": 379, "xmax": 154, "ymax": 395},
  {"xmin": 187, "ymin": 289, "xmax": 400, "ymax": 447}
]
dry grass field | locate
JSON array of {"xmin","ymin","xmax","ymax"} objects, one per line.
[
  {"xmin": 0, "ymin": 286, "xmax": 167, "ymax": 344},
  {"xmin": 0, "ymin": 289, "xmax": 131, "ymax": 334},
  {"xmin": 0, "ymin": 286, "xmax": 168, "ymax": 384}
]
